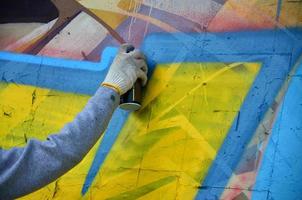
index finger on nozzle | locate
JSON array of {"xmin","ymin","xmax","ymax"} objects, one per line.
[
  {"xmin": 119, "ymin": 43, "xmax": 135, "ymax": 53},
  {"xmin": 129, "ymin": 49, "xmax": 146, "ymax": 60}
]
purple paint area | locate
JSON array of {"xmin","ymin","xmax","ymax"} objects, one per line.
[
  {"xmin": 87, "ymin": 4, "xmax": 205, "ymax": 61},
  {"xmin": 235, "ymin": 145, "xmax": 260, "ymax": 175}
]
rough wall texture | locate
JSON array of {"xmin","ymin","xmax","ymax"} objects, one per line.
[{"xmin": 0, "ymin": 0, "xmax": 302, "ymax": 199}]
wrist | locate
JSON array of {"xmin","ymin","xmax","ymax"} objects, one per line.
[{"xmin": 101, "ymin": 82, "xmax": 122, "ymax": 95}]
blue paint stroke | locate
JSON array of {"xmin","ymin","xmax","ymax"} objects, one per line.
[
  {"xmin": 0, "ymin": 48, "xmax": 118, "ymax": 71},
  {"xmin": 0, "ymin": 47, "xmax": 118, "ymax": 95},
  {"xmin": 252, "ymin": 62, "xmax": 302, "ymax": 200},
  {"xmin": 81, "ymin": 109, "xmax": 130, "ymax": 194}
]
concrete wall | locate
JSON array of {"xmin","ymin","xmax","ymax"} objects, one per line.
[{"xmin": 0, "ymin": 0, "xmax": 302, "ymax": 199}]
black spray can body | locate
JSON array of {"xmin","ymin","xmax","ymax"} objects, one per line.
[{"xmin": 119, "ymin": 80, "xmax": 142, "ymax": 111}]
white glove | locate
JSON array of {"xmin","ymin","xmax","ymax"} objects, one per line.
[{"xmin": 102, "ymin": 44, "xmax": 148, "ymax": 95}]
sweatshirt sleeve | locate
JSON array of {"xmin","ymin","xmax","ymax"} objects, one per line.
[{"xmin": 0, "ymin": 86, "xmax": 120, "ymax": 199}]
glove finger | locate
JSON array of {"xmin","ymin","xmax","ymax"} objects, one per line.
[
  {"xmin": 119, "ymin": 43, "xmax": 135, "ymax": 53},
  {"xmin": 135, "ymin": 59, "xmax": 148, "ymax": 73},
  {"xmin": 129, "ymin": 49, "xmax": 146, "ymax": 60},
  {"xmin": 136, "ymin": 69, "xmax": 148, "ymax": 86}
]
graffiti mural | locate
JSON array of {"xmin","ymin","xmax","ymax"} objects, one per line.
[{"xmin": 0, "ymin": 0, "xmax": 302, "ymax": 199}]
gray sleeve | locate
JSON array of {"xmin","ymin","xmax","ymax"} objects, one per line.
[{"xmin": 0, "ymin": 86, "xmax": 120, "ymax": 199}]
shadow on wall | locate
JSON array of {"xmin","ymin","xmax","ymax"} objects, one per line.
[{"xmin": 0, "ymin": 0, "xmax": 59, "ymax": 23}]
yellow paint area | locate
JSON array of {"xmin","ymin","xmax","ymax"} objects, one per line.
[
  {"xmin": 0, "ymin": 82, "xmax": 102, "ymax": 199},
  {"xmin": 0, "ymin": 62, "xmax": 260, "ymax": 199},
  {"xmin": 86, "ymin": 62, "xmax": 261, "ymax": 199},
  {"xmin": 0, "ymin": 83, "xmax": 90, "ymax": 148}
]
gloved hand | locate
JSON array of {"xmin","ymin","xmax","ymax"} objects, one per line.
[{"xmin": 102, "ymin": 44, "xmax": 148, "ymax": 95}]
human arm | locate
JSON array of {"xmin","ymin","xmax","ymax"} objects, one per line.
[
  {"xmin": 0, "ymin": 44, "xmax": 148, "ymax": 199},
  {"xmin": 0, "ymin": 86, "xmax": 119, "ymax": 199}
]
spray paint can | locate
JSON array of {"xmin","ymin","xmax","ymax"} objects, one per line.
[
  {"xmin": 119, "ymin": 45, "xmax": 142, "ymax": 111},
  {"xmin": 119, "ymin": 80, "xmax": 142, "ymax": 111}
]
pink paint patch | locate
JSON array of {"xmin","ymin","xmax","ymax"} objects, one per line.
[
  {"xmin": 207, "ymin": 6, "xmax": 274, "ymax": 32},
  {"xmin": 223, "ymin": 187, "xmax": 242, "ymax": 200},
  {"xmin": 0, "ymin": 37, "xmax": 21, "ymax": 50},
  {"xmin": 38, "ymin": 47, "xmax": 87, "ymax": 60},
  {"xmin": 221, "ymin": 172, "xmax": 257, "ymax": 199}
]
